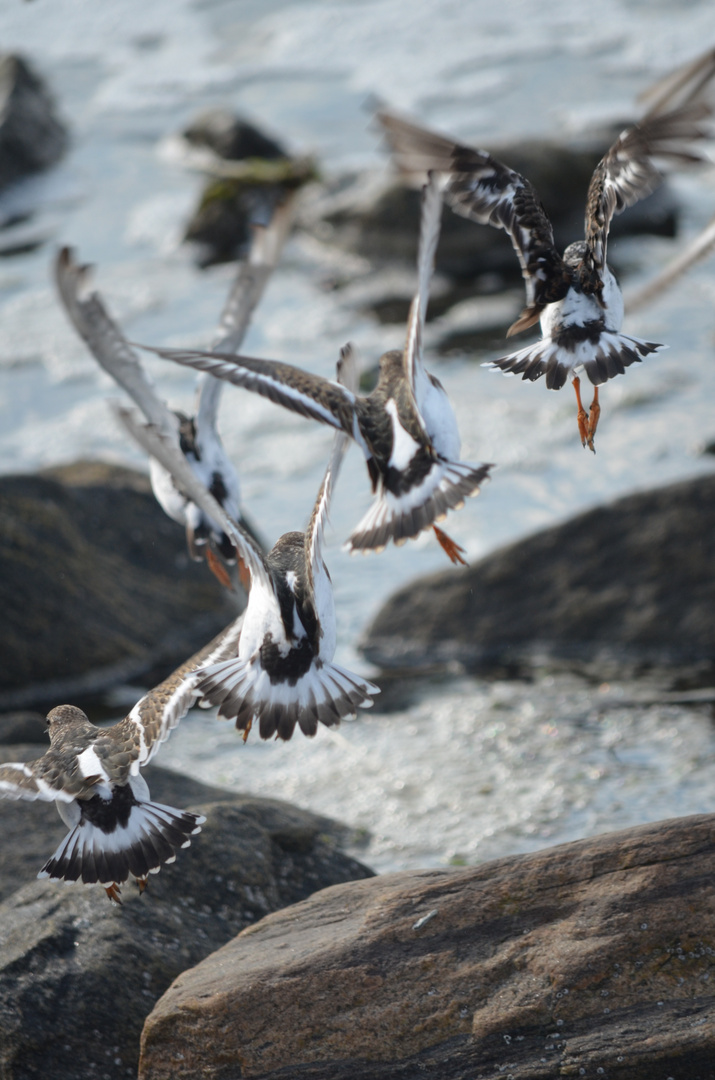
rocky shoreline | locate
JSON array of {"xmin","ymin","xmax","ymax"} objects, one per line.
[
  {"xmin": 2, "ymin": 50, "xmax": 714, "ymax": 1080},
  {"xmin": 3, "ymin": 459, "xmax": 714, "ymax": 1078}
]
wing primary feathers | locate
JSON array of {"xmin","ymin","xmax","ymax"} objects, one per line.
[
  {"xmin": 585, "ymin": 102, "xmax": 714, "ymax": 271},
  {"xmin": 114, "ymin": 403, "xmax": 270, "ymax": 591},
  {"xmin": 135, "ymin": 343, "xmax": 359, "ymax": 437},
  {"xmin": 54, "ymin": 247, "xmax": 180, "ymax": 438}
]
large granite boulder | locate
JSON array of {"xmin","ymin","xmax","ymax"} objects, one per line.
[
  {"xmin": 0, "ymin": 762, "xmax": 372, "ymax": 1080},
  {"xmin": 0, "ymin": 462, "xmax": 239, "ymax": 712},
  {"xmin": 0, "ymin": 54, "xmax": 68, "ymax": 192},
  {"xmin": 362, "ymin": 472, "xmax": 715, "ymax": 680},
  {"xmin": 139, "ymin": 814, "xmax": 715, "ymax": 1080}
]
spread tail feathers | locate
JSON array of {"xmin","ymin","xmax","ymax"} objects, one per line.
[
  {"xmin": 484, "ymin": 332, "xmax": 665, "ymax": 390},
  {"xmin": 198, "ymin": 657, "xmax": 379, "ymax": 740},
  {"xmin": 39, "ymin": 800, "xmax": 204, "ymax": 885},
  {"xmin": 347, "ymin": 459, "xmax": 491, "ymax": 554}
]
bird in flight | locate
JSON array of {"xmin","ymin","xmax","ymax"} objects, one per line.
[
  {"xmin": 135, "ymin": 174, "xmax": 491, "ymax": 561},
  {"xmin": 377, "ymin": 80, "xmax": 714, "ymax": 451},
  {"xmin": 0, "ymin": 616, "xmax": 243, "ymax": 902},
  {"xmin": 116, "ymin": 347, "xmax": 379, "ymax": 742},
  {"xmin": 55, "ymin": 201, "xmax": 292, "ymax": 584}
]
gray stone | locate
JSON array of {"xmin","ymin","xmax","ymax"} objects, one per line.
[
  {"xmin": 0, "ymin": 54, "xmax": 68, "ymax": 192},
  {"xmin": 139, "ymin": 814, "xmax": 715, "ymax": 1080},
  {"xmin": 361, "ymin": 472, "xmax": 715, "ymax": 680},
  {"xmin": 0, "ymin": 713, "xmax": 45, "ymax": 745},
  {"xmin": 0, "ymin": 764, "xmax": 373, "ymax": 1080},
  {"xmin": 0, "ymin": 462, "xmax": 239, "ymax": 711}
]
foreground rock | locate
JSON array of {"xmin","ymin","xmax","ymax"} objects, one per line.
[
  {"xmin": 362, "ymin": 472, "xmax": 715, "ymax": 680},
  {"xmin": 0, "ymin": 462, "xmax": 238, "ymax": 710},
  {"xmin": 140, "ymin": 815, "xmax": 715, "ymax": 1080},
  {"xmin": 0, "ymin": 764, "xmax": 372, "ymax": 1080},
  {"xmin": 0, "ymin": 54, "xmax": 68, "ymax": 192}
]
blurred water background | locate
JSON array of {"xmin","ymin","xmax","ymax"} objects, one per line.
[{"xmin": 1, "ymin": 0, "xmax": 714, "ymax": 872}]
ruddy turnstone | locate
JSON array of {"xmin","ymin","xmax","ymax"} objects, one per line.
[
  {"xmin": 55, "ymin": 201, "xmax": 292, "ymax": 582},
  {"xmin": 0, "ymin": 616, "xmax": 243, "ymax": 902},
  {"xmin": 377, "ymin": 95, "xmax": 714, "ymax": 452},
  {"xmin": 115, "ymin": 350, "xmax": 380, "ymax": 741},
  {"xmin": 136, "ymin": 175, "xmax": 491, "ymax": 560}
]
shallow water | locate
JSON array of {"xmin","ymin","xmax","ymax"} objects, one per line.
[{"xmin": 2, "ymin": 0, "xmax": 715, "ymax": 871}]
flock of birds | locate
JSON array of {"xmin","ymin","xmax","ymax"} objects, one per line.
[{"xmin": 2, "ymin": 47, "xmax": 715, "ymax": 903}]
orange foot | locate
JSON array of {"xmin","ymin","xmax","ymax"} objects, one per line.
[
  {"xmin": 238, "ymin": 716, "xmax": 253, "ymax": 744},
  {"xmin": 207, "ymin": 547, "xmax": 234, "ymax": 590},
  {"xmin": 573, "ymin": 375, "xmax": 592, "ymax": 451},
  {"xmin": 433, "ymin": 525, "xmax": 468, "ymax": 566},
  {"xmin": 105, "ymin": 882, "xmax": 122, "ymax": 905},
  {"xmin": 136, "ymin": 876, "xmax": 148, "ymax": 895},
  {"xmin": 586, "ymin": 386, "xmax": 600, "ymax": 453},
  {"xmin": 237, "ymin": 556, "xmax": 252, "ymax": 593}
]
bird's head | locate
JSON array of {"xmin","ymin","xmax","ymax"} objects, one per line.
[{"xmin": 45, "ymin": 704, "xmax": 91, "ymax": 735}]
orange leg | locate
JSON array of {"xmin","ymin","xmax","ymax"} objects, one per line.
[
  {"xmin": 239, "ymin": 716, "xmax": 253, "ymax": 743},
  {"xmin": 105, "ymin": 882, "xmax": 122, "ymax": 905},
  {"xmin": 136, "ymin": 876, "xmax": 148, "ymax": 895},
  {"xmin": 433, "ymin": 524, "xmax": 468, "ymax": 566},
  {"xmin": 573, "ymin": 376, "xmax": 591, "ymax": 450},
  {"xmin": 587, "ymin": 385, "xmax": 600, "ymax": 452},
  {"xmin": 237, "ymin": 556, "xmax": 252, "ymax": 593},
  {"xmin": 206, "ymin": 547, "xmax": 234, "ymax": 590}
]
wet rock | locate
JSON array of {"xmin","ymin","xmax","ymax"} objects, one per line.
[
  {"xmin": 0, "ymin": 461, "xmax": 239, "ymax": 711},
  {"xmin": 183, "ymin": 109, "xmax": 288, "ymax": 163},
  {"xmin": 362, "ymin": 472, "xmax": 715, "ymax": 680},
  {"xmin": 138, "ymin": 814, "xmax": 715, "ymax": 1080},
  {"xmin": 0, "ymin": 764, "xmax": 373, "ymax": 1080},
  {"xmin": 0, "ymin": 54, "xmax": 69, "ymax": 192},
  {"xmin": 0, "ymin": 712, "xmax": 45, "ymax": 744},
  {"xmin": 180, "ymin": 109, "xmax": 317, "ymax": 266}
]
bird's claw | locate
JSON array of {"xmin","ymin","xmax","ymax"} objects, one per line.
[
  {"xmin": 105, "ymin": 882, "xmax": 122, "ymax": 905},
  {"xmin": 433, "ymin": 525, "xmax": 468, "ymax": 566}
]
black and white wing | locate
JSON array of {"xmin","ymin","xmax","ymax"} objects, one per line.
[
  {"xmin": 55, "ymin": 247, "xmax": 179, "ymax": 438},
  {"xmin": 585, "ymin": 103, "xmax": 713, "ymax": 272},
  {"xmin": 0, "ymin": 758, "xmax": 77, "ymax": 804},
  {"xmin": 211, "ymin": 195, "xmax": 296, "ymax": 354},
  {"xmin": 115, "ymin": 404, "xmax": 271, "ymax": 592},
  {"xmin": 195, "ymin": 196, "xmax": 296, "ymax": 434},
  {"xmin": 377, "ymin": 109, "xmax": 568, "ymax": 336},
  {"xmin": 404, "ymin": 172, "xmax": 442, "ymax": 421},
  {"xmin": 96, "ymin": 614, "xmax": 245, "ymax": 779},
  {"xmin": 138, "ymin": 344, "xmax": 363, "ymax": 446},
  {"xmin": 638, "ymin": 46, "xmax": 715, "ymax": 119},
  {"xmin": 305, "ymin": 346, "xmax": 356, "ymax": 588}
]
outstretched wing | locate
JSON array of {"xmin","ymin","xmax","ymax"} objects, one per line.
[
  {"xmin": 93, "ymin": 614, "xmax": 245, "ymax": 779},
  {"xmin": 211, "ymin": 195, "xmax": 296, "ymax": 354},
  {"xmin": 0, "ymin": 759, "xmax": 77, "ymax": 804},
  {"xmin": 638, "ymin": 45, "xmax": 715, "ymax": 119},
  {"xmin": 377, "ymin": 109, "xmax": 567, "ymax": 336},
  {"xmin": 196, "ymin": 195, "xmax": 297, "ymax": 433},
  {"xmin": 137, "ymin": 344, "xmax": 362, "ymax": 443},
  {"xmin": 305, "ymin": 346, "xmax": 356, "ymax": 588},
  {"xmin": 585, "ymin": 103, "xmax": 713, "ymax": 271},
  {"xmin": 404, "ymin": 172, "xmax": 443, "ymax": 422},
  {"xmin": 55, "ymin": 248, "xmax": 179, "ymax": 439},
  {"xmin": 115, "ymin": 404, "xmax": 271, "ymax": 592},
  {"xmin": 626, "ymin": 212, "xmax": 715, "ymax": 315}
]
